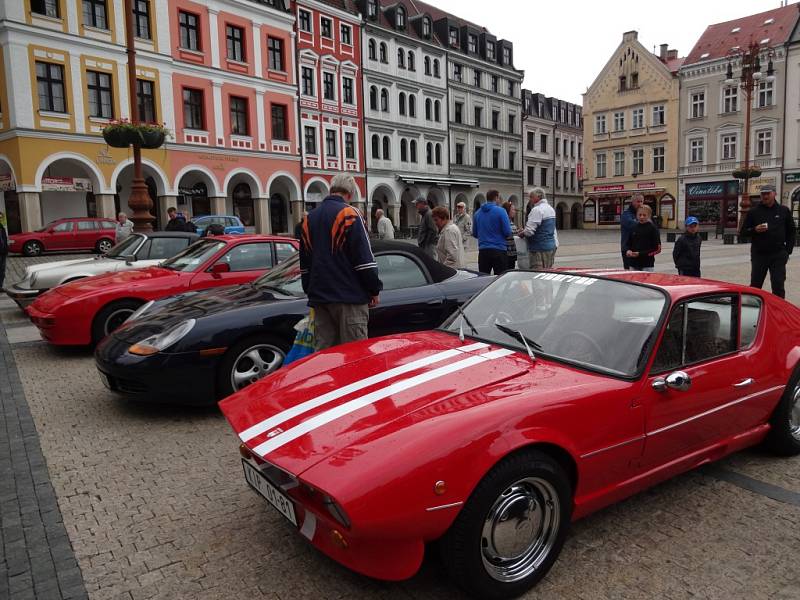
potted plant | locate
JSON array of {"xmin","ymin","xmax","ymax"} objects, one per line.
[
  {"xmin": 138, "ymin": 123, "xmax": 171, "ymax": 149},
  {"xmin": 732, "ymin": 166, "xmax": 762, "ymax": 180},
  {"xmin": 102, "ymin": 119, "xmax": 171, "ymax": 149}
]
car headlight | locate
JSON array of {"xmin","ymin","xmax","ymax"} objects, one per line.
[
  {"xmin": 128, "ymin": 319, "xmax": 195, "ymax": 356},
  {"xmin": 125, "ymin": 300, "xmax": 154, "ymax": 323}
]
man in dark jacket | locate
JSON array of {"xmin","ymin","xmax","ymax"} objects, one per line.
[
  {"xmin": 165, "ymin": 207, "xmax": 187, "ymax": 231},
  {"xmin": 741, "ymin": 184, "xmax": 796, "ymax": 299},
  {"xmin": 300, "ymin": 174, "xmax": 382, "ymax": 351},
  {"xmin": 673, "ymin": 216, "xmax": 702, "ymax": 277},
  {"xmin": 0, "ymin": 211, "xmax": 8, "ymax": 291},
  {"xmin": 415, "ymin": 198, "xmax": 438, "ymax": 258},
  {"xmin": 620, "ymin": 194, "xmax": 643, "ymax": 269}
]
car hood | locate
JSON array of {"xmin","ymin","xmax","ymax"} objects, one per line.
[
  {"xmin": 50, "ymin": 266, "xmax": 180, "ymax": 298},
  {"xmin": 24, "ymin": 258, "xmax": 91, "ymax": 276},
  {"xmin": 220, "ymin": 331, "xmax": 529, "ymax": 476}
]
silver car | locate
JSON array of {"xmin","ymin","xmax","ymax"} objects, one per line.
[{"xmin": 7, "ymin": 231, "xmax": 198, "ymax": 308}]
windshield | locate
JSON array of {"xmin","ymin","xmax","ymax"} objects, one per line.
[
  {"xmin": 106, "ymin": 234, "xmax": 144, "ymax": 258},
  {"xmin": 253, "ymin": 253, "xmax": 304, "ymax": 296},
  {"xmin": 35, "ymin": 221, "xmax": 58, "ymax": 232},
  {"xmin": 160, "ymin": 240, "xmax": 226, "ymax": 272},
  {"xmin": 441, "ymin": 272, "xmax": 666, "ymax": 377}
]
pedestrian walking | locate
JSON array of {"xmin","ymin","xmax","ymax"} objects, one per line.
[
  {"xmin": 454, "ymin": 202, "xmax": 473, "ymax": 246},
  {"xmin": 0, "ymin": 211, "xmax": 8, "ymax": 291},
  {"xmin": 621, "ymin": 193, "xmax": 643, "ymax": 269},
  {"xmin": 502, "ymin": 201, "xmax": 519, "ymax": 271},
  {"xmin": 115, "ymin": 212, "xmax": 134, "ymax": 243},
  {"xmin": 415, "ymin": 198, "xmax": 438, "ymax": 258},
  {"xmin": 300, "ymin": 174, "xmax": 382, "ymax": 351},
  {"xmin": 472, "ymin": 190, "xmax": 512, "ymax": 275},
  {"xmin": 432, "ymin": 206, "xmax": 465, "ymax": 268},
  {"xmin": 165, "ymin": 207, "xmax": 187, "ymax": 231},
  {"xmin": 624, "ymin": 204, "xmax": 661, "ymax": 271},
  {"xmin": 741, "ymin": 184, "xmax": 796, "ymax": 299},
  {"xmin": 673, "ymin": 216, "xmax": 702, "ymax": 277},
  {"xmin": 376, "ymin": 209, "xmax": 395, "ymax": 240},
  {"xmin": 520, "ymin": 188, "xmax": 558, "ymax": 269}
]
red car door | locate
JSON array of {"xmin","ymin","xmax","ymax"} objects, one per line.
[
  {"xmin": 75, "ymin": 220, "xmax": 98, "ymax": 249},
  {"xmin": 46, "ymin": 220, "xmax": 76, "ymax": 250},
  {"xmin": 641, "ymin": 293, "xmax": 774, "ymax": 468},
  {"xmin": 189, "ymin": 241, "xmax": 275, "ymax": 290}
]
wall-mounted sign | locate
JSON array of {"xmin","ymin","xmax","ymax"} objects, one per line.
[
  {"xmin": 685, "ymin": 181, "xmax": 739, "ymax": 199},
  {"xmin": 583, "ymin": 199, "xmax": 596, "ymax": 223},
  {"xmin": 748, "ymin": 177, "xmax": 776, "ymax": 195},
  {"xmin": 637, "ymin": 181, "xmax": 657, "ymax": 189},
  {"xmin": 592, "ymin": 184, "xmax": 624, "ymax": 192},
  {"xmin": 41, "ymin": 177, "xmax": 92, "ymax": 192},
  {"xmin": 0, "ymin": 174, "xmax": 15, "ymax": 191},
  {"xmin": 785, "ymin": 172, "xmax": 800, "ymax": 184}
]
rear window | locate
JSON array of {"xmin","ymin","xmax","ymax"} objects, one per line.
[{"xmin": 100, "ymin": 221, "xmax": 116, "ymax": 229}]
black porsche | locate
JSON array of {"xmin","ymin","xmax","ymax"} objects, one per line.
[{"xmin": 94, "ymin": 241, "xmax": 491, "ymax": 405}]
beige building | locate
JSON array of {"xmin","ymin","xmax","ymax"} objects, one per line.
[{"xmin": 582, "ymin": 31, "xmax": 682, "ymax": 229}]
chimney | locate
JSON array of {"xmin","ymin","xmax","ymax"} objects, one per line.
[
  {"xmin": 660, "ymin": 44, "xmax": 668, "ymax": 60},
  {"xmin": 667, "ymin": 49, "xmax": 678, "ymax": 60},
  {"xmin": 623, "ymin": 31, "xmax": 638, "ymax": 42}
]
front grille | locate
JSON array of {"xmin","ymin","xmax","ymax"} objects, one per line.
[{"xmin": 110, "ymin": 376, "xmax": 149, "ymax": 394}]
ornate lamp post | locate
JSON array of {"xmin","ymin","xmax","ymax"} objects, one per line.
[{"xmin": 724, "ymin": 41, "xmax": 776, "ymax": 233}]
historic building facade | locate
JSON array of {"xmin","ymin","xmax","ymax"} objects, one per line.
[
  {"xmin": 550, "ymin": 97, "xmax": 583, "ymax": 229},
  {"xmin": 679, "ymin": 4, "xmax": 795, "ymax": 231},
  {"xmin": 0, "ymin": 0, "xmax": 301, "ymax": 235},
  {"xmin": 522, "ymin": 91, "xmax": 554, "ymax": 203},
  {"xmin": 783, "ymin": 6, "xmax": 800, "ymax": 230},
  {"xmin": 582, "ymin": 32, "xmax": 682, "ymax": 230}
]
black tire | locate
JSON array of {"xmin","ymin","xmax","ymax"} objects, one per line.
[
  {"xmin": 22, "ymin": 240, "xmax": 43, "ymax": 257},
  {"xmin": 92, "ymin": 299, "xmax": 143, "ymax": 344},
  {"xmin": 95, "ymin": 238, "xmax": 114, "ymax": 254},
  {"xmin": 765, "ymin": 367, "xmax": 800, "ymax": 456},
  {"xmin": 440, "ymin": 450, "xmax": 572, "ymax": 600},
  {"xmin": 216, "ymin": 334, "xmax": 291, "ymax": 399}
]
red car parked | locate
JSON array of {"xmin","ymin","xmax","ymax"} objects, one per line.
[
  {"xmin": 27, "ymin": 235, "xmax": 298, "ymax": 345},
  {"xmin": 221, "ymin": 270, "xmax": 800, "ymax": 599},
  {"xmin": 8, "ymin": 217, "xmax": 118, "ymax": 256}
]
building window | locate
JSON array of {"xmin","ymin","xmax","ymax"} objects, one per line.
[
  {"xmin": 422, "ymin": 18, "xmax": 431, "ymax": 38},
  {"xmin": 407, "ymin": 51, "xmax": 415, "ymax": 71},
  {"xmin": 36, "ymin": 62, "xmax": 66, "ymax": 113},
  {"xmin": 632, "ymin": 148, "xmax": 644, "ymax": 175},
  {"xmin": 491, "ymin": 110, "xmax": 499, "ymax": 130},
  {"xmin": 304, "ymin": 126, "xmax": 317, "ymax": 155},
  {"xmin": 179, "ymin": 11, "xmax": 200, "ymax": 51},
  {"xmin": 690, "ymin": 91, "xmax": 705, "ymax": 118},
  {"xmin": 325, "ymin": 130, "xmax": 337, "ymax": 156},
  {"xmin": 595, "ymin": 153, "xmax": 606, "ymax": 178},
  {"xmin": 473, "ymin": 69, "xmax": 481, "ymax": 87},
  {"xmin": 368, "ymin": 39, "xmax": 377, "ymax": 60},
  {"xmin": 455, "ymin": 144, "xmax": 464, "ymax": 165},
  {"xmin": 410, "ymin": 139, "xmax": 417, "ymax": 162},
  {"xmin": 133, "ymin": 0, "xmax": 150, "ymax": 39},
  {"xmin": 756, "ymin": 130, "xmax": 772, "ymax": 156},
  {"xmin": 298, "ymin": 9, "xmax": 311, "ymax": 32},
  {"xmin": 507, "ymin": 81, "xmax": 514, "ymax": 96},
  {"xmin": 424, "ymin": 56, "xmax": 431, "ymax": 75},
  {"xmin": 454, "ymin": 102, "xmax": 463, "ymax": 124},
  {"xmin": 563, "ymin": 138, "xmax": 568, "ymax": 156},
  {"xmin": 225, "ymin": 26, "xmax": 245, "ymax": 62},
  {"xmin": 475, "ymin": 146, "xmax": 483, "ymax": 167},
  {"xmin": 453, "ymin": 64, "xmax": 462, "ymax": 82},
  {"xmin": 400, "ymin": 139, "xmax": 408, "ymax": 162},
  {"xmin": 508, "ymin": 151, "xmax": 516, "ymax": 170},
  {"xmin": 723, "ymin": 86, "xmax": 738, "ymax": 113},
  {"xmin": 613, "ymin": 111, "xmax": 624, "ymax": 131},
  {"xmin": 595, "ymin": 114, "xmax": 606, "ymax": 134},
  {"xmin": 492, "ymin": 149, "xmax": 500, "ymax": 169},
  {"xmin": 425, "ymin": 99, "xmax": 432, "ymax": 120},
  {"xmin": 435, "ymin": 144, "xmax": 442, "ymax": 165},
  {"xmin": 379, "ymin": 42, "xmax": 387, "ymax": 63},
  {"xmin": 714, "ymin": 133, "xmax": 736, "ymax": 161},
  {"xmin": 32, "ymin": 0, "xmax": 60, "ymax": 17},
  {"xmin": 433, "ymin": 59, "xmax": 440, "ymax": 78},
  {"xmin": 369, "ymin": 86, "xmax": 378, "ymax": 110},
  {"xmin": 578, "ymin": 142, "xmax": 582, "ymax": 158},
  {"xmin": 527, "ymin": 132, "xmax": 534, "ymax": 150},
  {"xmin": 689, "ymin": 138, "xmax": 704, "ymax": 163},
  {"xmin": 345, "ymin": 132, "xmax": 355, "ymax": 159},
  {"xmin": 491, "ymin": 75, "xmax": 498, "ymax": 93},
  {"xmin": 301, "ymin": 67, "xmax": 314, "ymax": 96},
  {"xmin": 380, "ymin": 88, "xmax": 389, "ymax": 111},
  {"xmin": 409, "ymin": 94, "xmax": 416, "ymax": 117},
  {"xmin": 82, "ymin": 0, "xmax": 107, "ymax": 29},
  {"xmin": 652, "ymin": 104, "xmax": 665, "ymax": 126},
  {"xmin": 632, "ymin": 107, "xmax": 644, "ymax": 129},
  {"xmin": 367, "ymin": 0, "xmax": 376, "ymax": 19},
  {"xmin": 652, "ymin": 146, "xmax": 664, "ymax": 172},
  {"xmin": 540, "ymin": 167, "xmax": 547, "ymax": 187},
  {"xmin": 475, "ymin": 106, "xmax": 483, "ymax": 128},
  {"xmin": 614, "ymin": 151, "xmax": 625, "ymax": 176},
  {"xmin": 434, "ymin": 100, "xmax": 440, "ymax": 121},
  {"xmin": 321, "ymin": 17, "xmax": 332, "ymax": 38},
  {"xmin": 555, "ymin": 137, "xmax": 560, "ymax": 156},
  {"xmin": 271, "ymin": 104, "xmax": 287, "ymax": 140},
  {"xmin": 449, "ymin": 27, "xmax": 458, "ymax": 46},
  {"xmin": 486, "ymin": 42, "xmax": 495, "ymax": 61},
  {"xmin": 343, "ymin": 77, "xmax": 354, "ymax": 104},
  {"xmin": 527, "ymin": 166, "xmax": 534, "ymax": 185},
  {"xmin": 340, "ymin": 24, "xmax": 352, "ymax": 45},
  {"xmin": 570, "ymin": 140, "xmax": 575, "ymax": 157},
  {"xmin": 619, "ymin": 75, "xmax": 627, "ymax": 92},
  {"xmin": 396, "ymin": 7, "xmax": 405, "ymax": 28},
  {"xmin": 268, "ymin": 36, "xmax": 285, "ymax": 70},
  {"xmin": 183, "ymin": 88, "xmax": 203, "ymax": 129},
  {"xmin": 426, "ymin": 142, "xmax": 433, "ymax": 164},
  {"xmin": 372, "ymin": 134, "xmax": 379, "ymax": 159},
  {"xmin": 540, "ymin": 134, "xmax": 547, "ymax": 153},
  {"xmin": 323, "ymin": 72, "xmax": 335, "ymax": 101},
  {"xmin": 508, "ymin": 114, "xmax": 515, "ymax": 133},
  {"xmin": 502, "ymin": 46, "xmax": 511, "ymax": 65},
  {"xmin": 136, "ymin": 79, "xmax": 156, "ymax": 122},
  {"xmin": 229, "ymin": 96, "xmax": 248, "ymax": 135},
  {"xmin": 757, "ymin": 81, "xmax": 773, "ymax": 108},
  {"xmin": 468, "ymin": 34, "xmax": 477, "ymax": 53},
  {"xmin": 398, "ymin": 93, "xmax": 406, "ymax": 116},
  {"xmin": 397, "ymin": 48, "xmax": 405, "ymax": 68},
  {"xmin": 87, "ymin": 70, "xmax": 113, "ymax": 118},
  {"xmin": 382, "ymin": 136, "xmax": 390, "ymax": 160}
]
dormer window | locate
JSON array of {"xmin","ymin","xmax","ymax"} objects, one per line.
[
  {"xmin": 449, "ymin": 27, "xmax": 458, "ymax": 47},
  {"xmin": 422, "ymin": 17, "xmax": 431, "ymax": 38},
  {"xmin": 486, "ymin": 42, "xmax": 495, "ymax": 60},
  {"xmin": 396, "ymin": 7, "xmax": 405, "ymax": 29},
  {"xmin": 502, "ymin": 46, "xmax": 511, "ymax": 65},
  {"xmin": 367, "ymin": 0, "xmax": 376, "ymax": 19},
  {"xmin": 468, "ymin": 34, "xmax": 477, "ymax": 54}
]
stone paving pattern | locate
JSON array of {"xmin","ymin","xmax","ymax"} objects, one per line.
[{"xmin": 2, "ymin": 234, "xmax": 800, "ymax": 599}]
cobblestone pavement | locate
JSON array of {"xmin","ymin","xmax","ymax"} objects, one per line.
[{"xmin": 1, "ymin": 233, "xmax": 799, "ymax": 599}]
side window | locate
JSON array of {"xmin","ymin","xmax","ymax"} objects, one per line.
[
  {"xmin": 53, "ymin": 222, "xmax": 73, "ymax": 232},
  {"xmin": 375, "ymin": 253, "xmax": 428, "ymax": 290},
  {"xmin": 77, "ymin": 221, "xmax": 96, "ymax": 230},
  {"xmin": 218, "ymin": 243, "xmax": 273, "ymax": 272},
  {"xmin": 101, "ymin": 221, "xmax": 116, "ymax": 229},
  {"xmin": 212, "ymin": 216, "xmax": 227, "ymax": 226},
  {"xmin": 274, "ymin": 242, "xmax": 297, "ymax": 264},
  {"xmin": 146, "ymin": 238, "xmax": 190, "ymax": 260},
  {"xmin": 651, "ymin": 305, "xmax": 684, "ymax": 373},
  {"xmin": 740, "ymin": 294, "xmax": 762, "ymax": 349},
  {"xmin": 225, "ymin": 217, "xmax": 238, "ymax": 227}
]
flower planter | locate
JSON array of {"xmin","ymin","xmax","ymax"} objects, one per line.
[
  {"xmin": 139, "ymin": 130, "xmax": 166, "ymax": 149},
  {"xmin": 103, "ymin": 128, "xmax": 135, "ymax": 148}
]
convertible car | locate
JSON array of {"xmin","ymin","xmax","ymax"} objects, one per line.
[
  {"xmin": 94, "ymin": 242, "xmax": 491, "ymax": 404},
  {"xmin": 7, "ymin": 231, "xmax": 198, "ymax": 308},
  {"xmin": 219, "ymin": 270, "xmax": 800, "ymax": 599},
  {"xmin": 27, "ymin": 235, "xmax": 298, "ymax": 346}
]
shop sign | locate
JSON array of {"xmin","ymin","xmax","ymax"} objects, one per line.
[
  {"xmin": 636, "ymin": 181, "xmax": 656, "ymax": 189},
  {"xmin": 785, "ymin": 172, "xmax": 800, "ymax": 184},
  {"xmin": 748, "ymin": 177, "xmax": 776, "ymax": 196},
  {"xmin": 583, "ymin": 200, "xmax": 596, "ymax": 223},
  {"xmin": 576, "ymin": 162, "xmax": 584, "ymax": 180},
  {"xmin": 685, "ymin": 181, "xmax": 738, "ymax": 199},
  {"xmin": 592, "ymin": 184, "xmax": 624, "ymax": 192},
  {"xmin": 41, "ymin": 177, "xmax": 93, "ymax": 192},
  {"xmin": 179, "ymin": 183, "xmax": 208, "ymax": 197},
  {"xmin": 0, "ymin": 174, "xmax": 15, "ymax": 191}
]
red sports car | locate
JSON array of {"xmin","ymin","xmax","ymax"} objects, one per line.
[
  {"xmin": 27, "ymin": 234, "xmax": 298, "ymax": 345},
  {"xmin": 220, "ymin": 270, "xmax": 800, "ymax": 599}
]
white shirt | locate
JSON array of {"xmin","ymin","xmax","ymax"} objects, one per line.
[{"xmin": 377, "ymin": 216, "xmax": 394, "ymax": 240}]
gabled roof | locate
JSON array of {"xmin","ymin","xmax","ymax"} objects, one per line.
[{"xmin": 684, "ymin": 3, "xmax": 799, "ymax": 65}]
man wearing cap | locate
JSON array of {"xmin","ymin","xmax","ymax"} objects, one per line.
[
  {"xmin": 415, "ymin": 198, "xmax": 438, "ymax": 258},
  {"xmin": 454, "ymin": 202, "xmax": 472, "ymax": 246},
  {"xmin": 673, "ymin": 216, "xmax": 702, "ymax": 277},
  {"xmin": 741, "ymin": 184, "xmax": 796, "ymax": 299}
]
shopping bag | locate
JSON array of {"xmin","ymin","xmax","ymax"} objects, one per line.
[
  {"xmin": 514, "ymin": 238, "xmax": 529, "ymax": 269},
  {"xmin": 283, "ymin": 309, "xmax": 315, "ymax": 366}
]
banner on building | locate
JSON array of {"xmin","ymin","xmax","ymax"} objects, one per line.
[
  {"xmin": 41, "ymin": 177, "xmax": 93, "ymax": 192},
  {"xmin": 0, "ymin": 174, "xmax": 15, "ymax": 191},
  {"xmin": 592, "ymin": 184, "xmax": 624, "ymax": 192}
]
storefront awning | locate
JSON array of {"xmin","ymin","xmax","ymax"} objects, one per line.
[{"xmin": 396, "ymin": 175, "xmax": 480, "ymax": 188}]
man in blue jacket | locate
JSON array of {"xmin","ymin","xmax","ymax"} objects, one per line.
[
  {"xmin": 620, "ymin": 194, "xmax": 643, "ymax": 269},
  {"xmin": 472, "ymin": 189, "xmax": 512, "ymax": 274},
  {"xmin": 300, "ymin": 174, "xmax": 382, "ymax": 351}
]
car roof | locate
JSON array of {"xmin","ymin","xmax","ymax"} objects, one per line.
[
  {"xmin": 205, "ymin": 234, "xmax": 297, "ymax": 243},
  {"xmin": 56, "ymin": 217, "xmax": 115, "ymax": 222},
  {"xmin": 193, "ymin": 215, "xmax": 240, "ymax": 220},
  {"xmin": 138, "ymin": 231, "xmax": 199, "ymax": 239},
  {"xmin": 371, "ymin": 240, "xmax": 458, "ymax": 283}
]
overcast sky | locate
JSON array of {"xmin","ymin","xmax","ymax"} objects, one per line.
[{"xmin": 430, "ymin": 0, "xmax": 790, "ymax": 104}]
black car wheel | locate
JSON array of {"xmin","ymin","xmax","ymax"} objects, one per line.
[
  {"xmin": 22, "ymin": 240, "xmax": 43, "ymax": 257},
  {"xmin": 95, "ymin": 238, "xmax": 114, "ymax": 254},
  {"xmin": 440, "ymin": 449, "xmax": 572, "ymax": 600},
  {"xmin": 92, "ymin": 300, "xmax": 143, "ymax": 344},
  {"xmin": 765, "ymin": 367, "xmax": 800, "ymax": 456},
  {"xmin": 217, "ymin": 335, "xmax": 290, "ymax": 399}
]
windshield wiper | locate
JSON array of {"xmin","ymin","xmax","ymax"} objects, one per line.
[
  {"xmin": 494, "ymin": 322, "xmax": 541, "ymax": 361},
  {"xmin": 452, "ymin": 304, "xmax": 478, "ymax": 341}
]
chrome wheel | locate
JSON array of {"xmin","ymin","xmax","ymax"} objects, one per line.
[
  {"xmin": 104, "ymin": 308, "xmax": 136, "ymax": 335},
  {"xmin": 97, "ymin": 239, "xmax": 113, "ymax": 253},
  {"xmin": 789, "ymin": 383, "xmax": 800, "ymax": 442},
  {"xmin": 481, "ymin": 477, "xmax": 560, "ymax": 583},
  {"xmin": 230, "ymin": 344, "xmax": 285, "ymax": 391}
]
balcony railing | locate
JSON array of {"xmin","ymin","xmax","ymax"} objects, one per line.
[{"xmin": 679, "ymin": 156, "xmax": 781, "ymax": 176}]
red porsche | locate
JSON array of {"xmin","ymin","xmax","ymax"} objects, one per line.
[
  {"xmin": 27, "ymin": 234, "xmax": 298, "ymax": 346},
  {"xmin": 220, "ymin": 270, "xmax": 800, "ymax": 599}
]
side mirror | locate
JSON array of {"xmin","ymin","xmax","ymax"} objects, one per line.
[
  {"xmin": 652, "ymin": 370, "xmax": 692, "ymax": 392},
  {"xmin": 123, "ymin": 254, "xmax": 137, "ymax": 264},
  {"xmin": 210, "ymin": 262, "xmax": 230, "ymax": 275}
]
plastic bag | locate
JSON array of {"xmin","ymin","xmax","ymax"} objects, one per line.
[{"xmin": 283, "ymin": 309, "xmax": 315, "ymax": 366}]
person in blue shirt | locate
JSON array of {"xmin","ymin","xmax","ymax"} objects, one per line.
[
  {"xmin": 472, "ymin": 189, "xmax": 512, "ymax": 275},
  {"xmin": 620, "ymin": 194, "xmax": 643, "ymax": 269}
]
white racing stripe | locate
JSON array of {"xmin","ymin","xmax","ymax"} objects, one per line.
[
  {"xmin": 239, "ymin": 342, "xmax": 490, "ymax": 442},
  {"xmin": 252, "ymin": 348, "xmax": 515, "ymax": 458}
]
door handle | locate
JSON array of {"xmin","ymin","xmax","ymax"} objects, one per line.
[{"xmin": 734, "ymin": 378, "xmax": 754, "ymax": 388}]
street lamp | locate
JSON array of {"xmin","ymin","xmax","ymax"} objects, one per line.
[{"xmin": 724, "ymin": 41, "xmax": 776, "ymax": 234}]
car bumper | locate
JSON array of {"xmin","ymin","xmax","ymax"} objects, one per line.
[
  {"xmin": 95, "ymin": 334, "xmax": 220, "ymax": 405},
  {"xmin": 6, "ymin": 284, "xmax": 44, "ymax": 309}
]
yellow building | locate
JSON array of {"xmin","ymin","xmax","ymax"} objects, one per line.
[{"xmin": 582, "ymin": 31, "xmax": 682, "ymax": 229}]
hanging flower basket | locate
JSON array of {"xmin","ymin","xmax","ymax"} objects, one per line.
[
  {"xmin": 103, "ymin": 127, "xmax": 137, "ymax": 148},
  {"xmin": 139, "ymin": 129, "xmax": 166, "ymax": 149},
  {"xmin": 732, "ymin": 166, "xmax": 762, "ymax": 180},
  {"xmin": 102, "ymin": 119, "xmax": 171, "ymax": 149}
]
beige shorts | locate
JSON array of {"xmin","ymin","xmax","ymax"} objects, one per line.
[
  {"xmin": 528, "ymin": 250, "xmax": 556, "ymax": 269},
  {"xmin": 313, "ymin": 303, "xmax": 369, "ymax": 351}
]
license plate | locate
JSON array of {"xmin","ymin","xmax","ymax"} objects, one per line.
[
  {"xmin": 97, "ymin": 370, "xmax": 111, "ymax": 390},
  {"xmin": 242, "ymin": 460, "xmax": 297, "ymax": 526}
]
